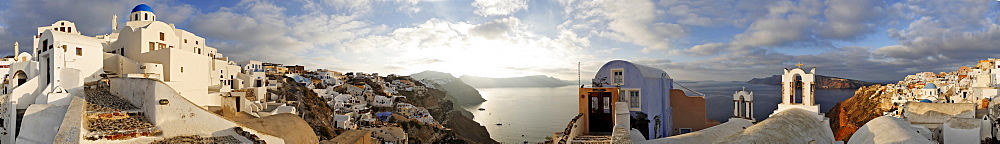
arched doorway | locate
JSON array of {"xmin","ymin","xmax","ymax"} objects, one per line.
[
  {"xmin": 13, "ymin": 70, "xmax": 27, "ymax": 87},
  {"xmin": 738, "ymin": 96, "xmax": 746, "ymax": 117}
]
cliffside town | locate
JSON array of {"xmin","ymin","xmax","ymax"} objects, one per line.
[
  {"xmin": 0, "ymin": 4, "xmax": 496, "ymax": 143},
  {"xmin": 289, "ymin": 70, "xmax": 496, "ymax": 143},
  {"xmin": 826, "ymin": 58, "xmax": 1000, "ymax": 143}
]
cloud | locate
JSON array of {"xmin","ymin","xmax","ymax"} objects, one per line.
[
  {"xmin": 674, "ymin": 0, "xmax": 893, "ymax": 56},
  {"xmin": 469, "ymin": 17, "xmax": 519, "ymax": 39},
  {"xmin": 817, "ymin": 0, "xmax": 888, "ymax": 40},
  {"xmin": 682, "ymin": 43, "xmax": 728, "ymax": 56},
  {"xmin": 871, "ymin": 0, "xmax": 1000, "ymax": 71},
  {"xmin": 732, "ymin": 0, "xmax": 822, "ymax": 47},
  {"xmin": 658, "ymin": 0, "xmax": 770, "ymax": 27},
  {"xmin": 339, "ymin": 17, "xmax": 593, "ymax": 79},
  {"xmin": 184, "ymin": 0, "xmax": 383, "ymax": 68},
  {"xmin": 0, "ymin": 0, "xmax": 197, "ymax": 56},
  {"xmin": 471, "ymin": 0, "xmax": 529, "ymax": 17},
  {"xmin": 559, "ymin": 0, "xmax": 687, "ymax": 53}
]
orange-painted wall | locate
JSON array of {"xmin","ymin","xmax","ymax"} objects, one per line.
[{"xmin": 668, "ymin": 89, "xmax": 717, "ymax": 134}]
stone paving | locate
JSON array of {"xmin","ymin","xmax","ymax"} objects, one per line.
[
  {"xmin": 149, "ymin": 135, "xmax": 241, "ymax": 144},
  {"xmin": 82, "ymin": 80, "xmax": 161, "ymax": 141}
]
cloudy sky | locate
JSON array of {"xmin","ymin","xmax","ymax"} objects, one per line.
[{"xmin": 0, "ymin": 0, "xmax": 996, "ymax": 82}]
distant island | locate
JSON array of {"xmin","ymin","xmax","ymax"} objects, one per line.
[
  {"xmin": 747, "ymin": 75, "xmax": 881, "ymax": 89},
  {"xmin": 458, "ymin": 75, "xmax": 574, "ymax": 88}
]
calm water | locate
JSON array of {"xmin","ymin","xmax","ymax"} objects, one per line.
[
  {"xmin": 464, "ymin": 81, "xmax": 857, "ymax": 143},
  {"xmin": 463, "ymin": 86, "xmax": 579, "ymax": 143}
]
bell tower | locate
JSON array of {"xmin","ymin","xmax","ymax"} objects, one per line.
[
  {"xmin": 733, "ymin": 87, "xmax": 755, "ymax": 122},
  {"xmin": 774, "ymin": 63, "xmax": 820, "ymax": 114}
]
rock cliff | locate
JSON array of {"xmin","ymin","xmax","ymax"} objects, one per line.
[
  {"xmin": 274, "ymin": 74, "xmax": 497, "ymax": 143},
  {"xmin": 747, "ymin": 75, "xmax": 881, "ymax": 89},
  {"xmin": 825, "ymin": 85, "xmax": 894, "ymax": 142},
  {"xmin": 409, "ymin": 71, "xmax": 487, "ymax": 106},
  {"xmin": 458, "ymin": 75, "xmax": 573, "ymax": 88}
]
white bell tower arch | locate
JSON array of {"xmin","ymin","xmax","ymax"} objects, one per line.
[
  {"xmin": 774, "ymin": 63, "xmax": 821, "ymax": 115},
  {"xmin": 733, "ymin": 87, "xmax": 755, "ymax": 122}
]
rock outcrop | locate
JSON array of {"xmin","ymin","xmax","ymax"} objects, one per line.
[
  {"xmin": 409, "ymin": 71, "xmax": 487, "ymax": 106},
  {"xmin": 270, "ymin": 75, "xmax": 339, "ymax": 140},
  {"xmin": 825, "ymin": 85, "xmax": 894, "ymax": 142},
  {"xmin": 458, "ymin": 75, "xmax": 572, "ymax": 88},
  {"xmin": 277, "ymin": 74, "xmax": 497, "ymax": 143},
  {"xmin": 747, "ymin": 75, "xmax": 881, "ymax": 89}
]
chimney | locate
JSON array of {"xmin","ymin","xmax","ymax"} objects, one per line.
[
  {"xmin": 112, "ymin": 15, "xmax": 119, "ymax": 32},
  {"xmin": 13, "ymin": 41, "xmax": 18, "ymax": 59}
]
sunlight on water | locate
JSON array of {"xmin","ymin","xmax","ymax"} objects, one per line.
[{"xmin": 463, "ymin": 86, "xmax": 579, "ymax": 143}]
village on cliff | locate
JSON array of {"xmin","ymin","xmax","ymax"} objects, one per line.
[
  {"xmin": 1, "ymin": 3, "xmax": 999, "ymax": 144},
  {"xmin": 0, "ymin": 4, "xmax": 497, "ymax": 144}
]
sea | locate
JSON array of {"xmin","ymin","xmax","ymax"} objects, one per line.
[{"xmin": 461, "ymin": 81, "xmax": 858, "ymax": 143}]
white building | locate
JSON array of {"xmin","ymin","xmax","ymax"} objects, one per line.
[
  {"xmin": 334, "ymin": 113, "xmax": 357, "ymax": 130},
  {"xmin": 371, "ymin": 96, "xmax": 393, "ymax": 107},
  {"xmin": 0, "ymin": 4, "xmax": 290, "ymax": 143}
]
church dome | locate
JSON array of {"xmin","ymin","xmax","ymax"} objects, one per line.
[
  {"xmin": 924, "ymin": 83, "xmax": 937, "ymax": 89},
  {"xmin": 131, "ymin": 4, "xmax": 153, "ymax": 13}
]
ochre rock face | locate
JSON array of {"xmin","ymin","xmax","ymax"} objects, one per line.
[{"xmin": 825, "ymin": 85, "xmax": 891, "ymax": 141}]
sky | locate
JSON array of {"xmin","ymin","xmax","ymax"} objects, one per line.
[{"xmin": 0, "ymin": 0, "xmax": 997, "ymax": 83}]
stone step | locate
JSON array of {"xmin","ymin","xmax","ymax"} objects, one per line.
[
  {"xmin": 571, "ymin": 135, "xmax": 612, "ymax": 144},
  {"xmin": 82, "ymin": 81, "xmax": 161, "ymax": 141}
]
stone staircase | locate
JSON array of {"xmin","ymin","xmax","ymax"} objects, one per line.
[
  {"xmin": 571, "ymin": 135, "xmax": 612, "ymax": 144},
  {"xmin": 82, "ymin": 81, "xmax": 161, "ymax": 140}
]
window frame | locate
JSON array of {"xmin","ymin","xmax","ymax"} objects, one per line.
[
  {"xmin": 611, "ymin": 68, "xmax": 625, "ymax": 85},
  {"xmin": 678, "ymin": 128, "xmax": 693, "ymax": 134},
  {"xmin": 75, "ymin": 47, "xmax": 82, "ymax": 56},
  {"xmin": 621, "ymin": 88, "xmax": 641, "ymax": 111}
]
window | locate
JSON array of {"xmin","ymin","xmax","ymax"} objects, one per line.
[
  {"xmin": 180, "ymin": 67, "xmax": 184, "ymax": 73},
  {"xmin": 42, "ymin": 40, "xmax": 47, "ymax": 51},
  {"xmin": 144, "ymin": 13, "xmax": 148, "ymax": 20},
  {"xmin": 628, "ymin": 90, "xmax": 641, "ymax": 109},
  {"xmin": 149, "ymin": 42, "xmax": 155, "ymax": 51},
  {"xmin": 76, "ymin": 47, "xmax": 82, "ymax": 56},
  {"xmin": 591, "ymin": 97, "xmax": 598, "ymax": 112},
  {"xmin": 603, "ymin": 97, "xmax": 610, "ymax": 113},
  {"xmin": 68, "ymin": 27, "xmax": 72, "ymax": 33},
  {"xmin": 59, "ymin": 27, "xmax": 65, "ymax": 32},
  {"xmin": 611, "ymin": 69, "xmax": 624, "ymax": 85},
  {"xmin": 159, "ymin": 32, "xmax": 165, "ymax": 41},
  {"xmin": 195, "ymin": 41, "xmax": 199, "ymax": 45},
  {"xmin": 679, "ymin": 128, "xmax": 692, "ymax": 134},
  {"xmin": 184, "ymin": 39, "xmax": 187, "ymax": 43},
  {"xmin": 158, "ymin": 43, "xmax": 166, "ymax": 49},
  {"xmin": 134, "ymin": 14, "xmax": 138, "ymax": 21}
]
